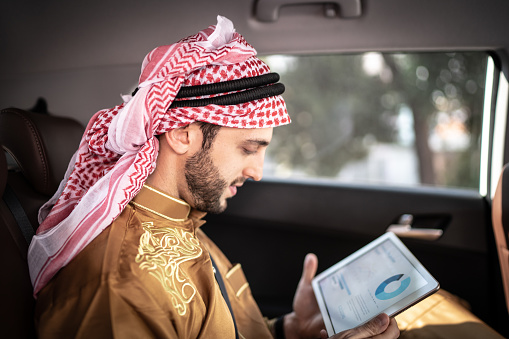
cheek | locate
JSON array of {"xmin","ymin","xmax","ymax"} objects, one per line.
[
  {"xmin": 220, "ymin": 164, "xmax": 243, "ymax": 184},
  {"xmin": 212, "ymin": 150, "xmax": 245, "ymax": 179}
]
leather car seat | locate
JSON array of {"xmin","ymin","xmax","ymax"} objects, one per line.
[
  {"xmin": 0, "ymin": 107, "xmax": 84, "ymax": 338},
  {"xmin": 492, "ymin": 164, "xmax": 509, "ymax": 315},
  {"xmin": 0, "ymin": 107, "xmax": 84, "ymax": 228}
]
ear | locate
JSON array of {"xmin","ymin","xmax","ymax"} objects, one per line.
[{"xmin": 162, "ymin": 124, "xmax": 202, "ymax": 155}]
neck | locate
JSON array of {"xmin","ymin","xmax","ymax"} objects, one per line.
[
  {"xmin": 145, "ymin": 147, "xmax": 183, "ymax": 199},
  {"xmin": 145, "ymin": 171, "xmax": 179, "ymax": 198}
]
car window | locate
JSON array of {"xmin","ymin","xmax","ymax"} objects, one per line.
[{"xmin": 262, "ymin": 52, "xmax": 489, "ymax": 190}]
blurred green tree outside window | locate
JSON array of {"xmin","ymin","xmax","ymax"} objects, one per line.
[{"xmin": 262, "ymin": 53, "xmax": 488, "ymax": 189}]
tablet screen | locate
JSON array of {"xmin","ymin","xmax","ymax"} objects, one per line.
[{"xmin": 313, "ymin": 233, "xmax": 438, "ymax": 334}]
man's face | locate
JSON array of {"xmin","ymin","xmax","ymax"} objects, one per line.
[{"xmin": 184, "ymin": 126, "xmax": 273, "ymax": 213}]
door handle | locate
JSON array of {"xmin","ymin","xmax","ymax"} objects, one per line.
[
  {"xmin": 386, "ymin": 224, "xmax": 443, "ymax": 241},
  {"xmin": 386, "ymin": 214, "xmax": 444, "ymax": 241}
]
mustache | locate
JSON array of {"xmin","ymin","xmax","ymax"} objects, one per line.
[{"xmin": 230, "ymin": 177, "xmax": 246, "ymax": 186}]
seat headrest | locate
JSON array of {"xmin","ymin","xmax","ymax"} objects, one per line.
[
  {"xmin": 0, "ymin": 108, "xmax": 84, "ymax": 196},
  {"xmin": 0, "ymin": 144, "xmax": 6, "ymax": 196}
]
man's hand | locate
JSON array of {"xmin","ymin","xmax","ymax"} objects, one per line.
[
  {"xmin": 283, "ymin": 253, "xmax": 400, "ymax": 339},
  {"xmin": 321, "ymin": 313, "xmax": 400, "ymax": 339},
  {"xmin": 283, "ymin": 253, "xmax": 325, "ymax": 339}
]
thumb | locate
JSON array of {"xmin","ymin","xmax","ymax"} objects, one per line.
[
  {"xmin": 347, "ymin": 314, "xmax": 390, "ymax": 338},
  {"xmin": 301, "ymin": 253, "xmax": 318, "ymax": 284}
]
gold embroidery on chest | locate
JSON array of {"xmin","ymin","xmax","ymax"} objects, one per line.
[{"xmin": 135, "ymin": 222, "xmax": 203, "ymax": 316}]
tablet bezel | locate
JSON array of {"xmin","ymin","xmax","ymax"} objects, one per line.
[{"xmin": 311, "ymin": 231, "xmax": 440, "ymax": 336}]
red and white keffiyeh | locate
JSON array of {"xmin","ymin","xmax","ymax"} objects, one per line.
[{"xmin": 28, "ymin": 15, "xmax": 290, "ymax": 295}]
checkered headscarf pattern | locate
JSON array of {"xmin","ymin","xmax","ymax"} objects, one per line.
[{"xmin": 28, "ymin": 16, "xmax": 290, "ymax": 295}]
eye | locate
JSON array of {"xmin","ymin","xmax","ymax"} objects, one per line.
[{"xmin": 242, "ymin": 147, "xmax": 257, "ymax": 155}]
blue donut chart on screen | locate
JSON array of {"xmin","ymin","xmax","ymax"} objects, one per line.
[{"xmin": 375, "ymin": 274, "xmax": 411, "ymax": 300}]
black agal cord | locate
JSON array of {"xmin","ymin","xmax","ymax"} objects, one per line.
[{"xmin": 131, "ymin": 72, "xmax": 285, "ymax": 108}]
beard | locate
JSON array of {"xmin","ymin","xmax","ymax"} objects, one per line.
[{"xmin": 184, "ymin": 148, "xmax": 229, "ymax": 214}]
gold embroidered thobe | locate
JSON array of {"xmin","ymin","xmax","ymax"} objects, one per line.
[{"xmin": 35, "ymin": 185, "xmax": 273, "ymax": 339}]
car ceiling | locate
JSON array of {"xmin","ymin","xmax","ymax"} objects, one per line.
[
  {"xmin": 1, "ymin": 0, "xmax": 508, "ymax": 125},
  {"xmin": 2, "ymin": 0, "xmax": 509, "ymax": 74}
]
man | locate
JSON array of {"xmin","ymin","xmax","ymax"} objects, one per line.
[{"xmin": 28, "ymin": 16, "xmax": 399, "ymax": 339}]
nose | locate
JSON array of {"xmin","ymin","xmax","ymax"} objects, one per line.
[{"xmin": 243, "ymin": 154, "xmax": 265, "ymax": 181}]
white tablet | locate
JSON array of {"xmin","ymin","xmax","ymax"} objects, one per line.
[{"xmin": 312, "ymin": 232, "xmax": 439, "ymax": 336}]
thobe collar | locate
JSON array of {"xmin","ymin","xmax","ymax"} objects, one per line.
[{"xmin": 131, "ymin": 184, "xmax": 206, "ymax": 226}]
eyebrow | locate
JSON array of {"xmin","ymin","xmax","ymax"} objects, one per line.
[{"xmin": 245, "ymin": 139, "xmax": 270, "ymax": 147}]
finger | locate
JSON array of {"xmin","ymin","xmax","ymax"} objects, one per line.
[
  {"xmin": 320, "ymin": 329, "xmax": 328, "ymax": 339},
  {"xmin": 372, "ymin": 318, "xmax": 399, "ymax": 339},
  {"xmin": 345, "ymin": 313, "xmax": 390, "ymax": 339},
  {"xmin": 302, "ymin": 253, "xmax": 318, "ymax": 283}
]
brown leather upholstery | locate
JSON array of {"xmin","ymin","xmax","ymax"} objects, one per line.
[
  {"xmin": 0, "ymin": 108, "xmax": 84, "ymax": 338},
  {"xmin": 0, "ymin": 108, "xmax": 84, "ymax": 227},
  {"xmin": 492, "ymin": 164, "xmax": 509, "ymax": 313}
]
